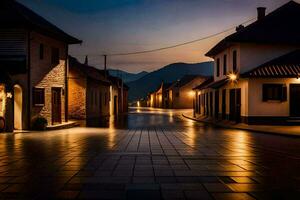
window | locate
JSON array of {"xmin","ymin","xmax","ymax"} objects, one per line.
[
  {"xmin": 51, "ymin": 47, "xmax": 59, "ymax": 65},
  {"xmin": 39, "ymin": 44, "xmax": 44, "ymax": 60},
  {"xmin": 104, "ymin": 92, "xmax": 107, "ymax": 105},
  {"xmin": 223, "ymin": 55, "xmax": 227, "ymax": 75},
  {"xmin": 33, "ymin": 88, "xmax": 45, "ymax": 106},
  {"xmin": 216, "ymin": 58, "xmax": 220, "ymax": 77},
  {"xmin": 175, "ymin": 92, "xmax": 179, "ymax": 97},
  {"xmin": 233, "ymin": 50, "xmax": 237, "ymax": 72},
  {"xmin": 262, "ymin": 84, "xmax": 287, "ymax": 102}
]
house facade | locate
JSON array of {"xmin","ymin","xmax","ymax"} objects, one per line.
[
  {"xmin": 68, "ymin": 56, "xmax": 110, "ymax": 120},
  {"xmin": 109, "ymin": 76, "xmax": 129, "ymax": 116},
  {"xmin": 167, "ymin": 75, "xmax": 207, "ymax": 109},
  {"xmin": 148, "ymin": 82, "xmax": 171, "ymax": 108},
  {"xmin": 194, "ymin": 1, "xmax": 300, "ymax": 125},
  {"xmin": 0, "ymin": 0, "xmax": 81, "ymax": 132}
]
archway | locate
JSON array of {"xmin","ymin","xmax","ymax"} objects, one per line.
[{"xmin": 14, "ymin": 85, "xmax": 22, "ymax": 130}]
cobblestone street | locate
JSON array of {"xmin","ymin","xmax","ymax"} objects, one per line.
[{"xmin": 0, "ymin": 108, "xmax": 300, "ymax": 199}]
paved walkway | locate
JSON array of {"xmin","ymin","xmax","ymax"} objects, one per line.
[
  {"xmin": 0, "ymin": 108, "xmax": 300, "ymax": 199},
  {"xmin": 182, "ymin": 112, "xmax": 300, "ymax": 137}
]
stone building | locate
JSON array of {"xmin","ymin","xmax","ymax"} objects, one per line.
[
  {"xmin": 109, "ymin": 76, "xmax": 129, "ymax": 116},
  {"xmin": 166, "ymin": 75, "xmax": 207, "ymax": 109},
  {"xmin": 194, "ymin": 1, "xmax": 300, "ymax": 125},
  {"xmin": 148, "ymin": 82, "xmax": 172, "ymax": 108},
  {"xmin": 0, "ymin": 0, "xmax": 81, "ymax": 131},
  {"xmin": 68, "ymin": 56, "xmax": 110, "ymax": 121}
]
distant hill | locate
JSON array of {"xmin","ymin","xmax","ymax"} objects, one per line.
[
  {"xmin": 127, "ymin": 61, "xmax": 213, "ymax": 102},
  {"xmin": 108, "ymin": 69, "xmax": 148, "ymax": 83}
]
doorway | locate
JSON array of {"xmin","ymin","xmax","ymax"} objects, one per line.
[
  {"xmin": 113, "ymin": 95, "xmax": 118, "ymax": 115},
  {"xmin": 14, "ymin": 85, "xmax": 22, "ymax": 130},
  {"xmin": 52, "ymin": 88, "xmax": 61, "ymax": 124},
  {"xmin": 214, "ymin": 91, "xmax": 219, "ymax": 119},
  {"xmin": 222, "ymin": 89, "xmax": 226, "ymax": 120},
  {"xmin": 290, "ymin": 84, "xmax": 300, "ymax": 117},
  {"xmin": 229, "ymin": 88, "xmax": 241, "ymax": 123}
]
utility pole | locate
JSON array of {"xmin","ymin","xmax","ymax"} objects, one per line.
[{"xmin": 103, "ymin": 54, "xmax": 107, "ymax": 78}]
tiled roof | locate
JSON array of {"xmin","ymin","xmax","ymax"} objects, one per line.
[
  {"xmin": 69, "ymin": 56, "xmax": 110, "ymax": 84},
  {"xmin": 0, "ymin": 0, "xmax": 81, "ymax": 44},
  {"xmin": 193, "ymin": 77, "xmax": 214, "ymax": 90},
  {"xmin": 206, "ymin": 1, "xmax": 300, "ymax": 56},
  {"xmin": 172, "ymin": 75, "xmax": 208, "ymax": 88},
  {"xmin": 242, "ymin": 50, "xmax": 300, "ymax": 78}
]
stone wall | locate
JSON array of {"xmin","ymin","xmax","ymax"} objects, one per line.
[
  {"xmin": 30, "ymin": 31, "xmax": 67, "ymax": 125},
  {"xmin": 68, "ymin": 69, "xmax": 87, "ymax": 119}
]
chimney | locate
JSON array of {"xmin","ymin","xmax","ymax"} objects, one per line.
[
  {"xmin": 236, "ymin": 25, "xmax": 244, "ymax": 32},
  {"xmin": 257, "ymin": 7, "xmax": 266, "ymax": 21},
  {"xmin": 84, "ymin": 55, "xmax": 88, "ymax": 65}
]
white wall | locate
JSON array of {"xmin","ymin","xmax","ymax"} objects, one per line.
[
  {"xmin": 248, "ymin": 78, "xmax": 300, "ymax": 117},
  {"xmin": 240, "ymin": 44, "xmax": 298, "ymax": 74}
]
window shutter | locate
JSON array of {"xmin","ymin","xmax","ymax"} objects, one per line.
[{"xmin": 281, "ymin": 85, "xmax": 287, "ymax": 102}]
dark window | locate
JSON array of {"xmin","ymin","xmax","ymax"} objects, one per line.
[
  {"xmin": 33, "ymin": 88, "xmax": 45, "ymax": 106},
  {"xmin": 233, "ymin": 50, "xmax": 237, "ymax": 72},
  {"xmin": 105, "ymin": 92, "xmax": 107, "ymax": 105},
  {"xmin": 216, "ymin": 58, "xmax": 220, "ymax": 77},
  {"xmin": 223, "ymin": 54, "xmax": 227, "ymax": 75},
  {"xmin": 39, "ymin": 44, "xmax": 44, "ymax": 60},
  {"xmin": 51, "ymin": 47, "xmax": 59, "ymax": 65},
  {"xmin": 175, "ymin": 92, "xmax": 179, "ymax": 97},
  {"xmin": 263, "ymin": 84, "xmax": 287, "ymax": 102}
]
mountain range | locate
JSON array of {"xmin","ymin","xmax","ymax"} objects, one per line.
[
  {"xmin": 108, "ymin": 69, "xmax": 148, "ymax": 83},
  {"xmin": 126, "ymin": 61, "xmax": 214, "ymax": 102}
]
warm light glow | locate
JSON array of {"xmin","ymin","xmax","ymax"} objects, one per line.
[
  {"xmin": 6, "ymin": 92, "xmax": 12, "ymax": 99},
  {"xmin": 188, "ymin": 91, "xmax": 195, "ymax": 97},
  {"xmin": 228, "ymin": 73, "xmax": 237, "ymax": 81},
  {"xmin": 137, "ymin": 101, "xmax": 140, "ymax": 107},
  {"xmin": 0, "ymin": 85, "xmax": 5, "ymax": 117}
]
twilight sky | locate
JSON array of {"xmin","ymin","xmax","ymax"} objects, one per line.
[{"xmin": 20, "ymin": 0, "xmax": 294, "ymax": 73}]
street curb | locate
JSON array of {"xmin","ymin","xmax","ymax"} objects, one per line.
[{"xmin": 182, "ymin": 114, "xmax": 300, "ymax": 138}]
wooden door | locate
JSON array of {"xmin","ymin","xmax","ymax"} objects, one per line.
[
  {"xmin": 222, "ymin": 89, "xmax": 226, "ymax": 120},
  {"xmin": 214, "ymin": 91, "xmax": 219, "ymax": 119},
  {"xmin": 229, "ymin": 89, "xmax": 241, "ymax": 123},
  {"xmin": 290, "ymin": 84, "xmax": 300, "ymax": 117},
  {"xmin": 229, "ymin": 89, "xmax": 236, "ymax": 121},
  {"xmin": 52, "ymin": 88, "xmax": 61, "ymax": 124},
  {"xmin": 114, "ymin": 95, "xmax": 118, "ymax": 115},
  {"xmin": 236, "ymin": 89, "xmax": 241, "ymax": 123}
]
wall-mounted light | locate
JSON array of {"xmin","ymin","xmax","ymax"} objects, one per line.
[
  {"xmin": 6, "ymin": 92, "xmax": 12, "ymax": 99},
  {"xmin": 228, "ymin": 73, "xmax": 237, "ymax": 81},
  {"xmin": 137, "ymin": 101, "xmax": 140, "ymax": 107}
]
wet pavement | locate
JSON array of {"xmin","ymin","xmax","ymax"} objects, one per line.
[{"xmin": 0, "ymin": 107, "xmax": 300, "ymax": 199}]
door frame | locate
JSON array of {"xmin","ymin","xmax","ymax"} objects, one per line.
[
  {"xmin": 214, "ymin": 90, "xmax": 219, "ymax": 119},
  {"xmin": 229, "ymin": 88, "xmax": 241, "ymax": 123},
  {"xmin": 51, "ymin": 87, "xmax": 62, "ymax": 125},
  {"xmin": 290, "ymin": 84, "xmax": 300, "ymax": 117},
  {"xmin": 222, "ymin": 89, "xmax": 226, "ymax": 120}
]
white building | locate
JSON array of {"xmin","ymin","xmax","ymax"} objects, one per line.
[{"xmin": 194, "ymin": 1, "xmax": 300, "ymax": 125}]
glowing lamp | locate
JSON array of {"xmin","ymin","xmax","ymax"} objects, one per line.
[
  {"xmin": 137, "ymin": 101, "xmax": 140, "ymax": 107},
  {"xmin": 228, "ymin": 73, "xmax": 237, "ymax": 81},
  {"xmin": 6, "ymin": 92, "xmax": 12, "ymax": 99}
]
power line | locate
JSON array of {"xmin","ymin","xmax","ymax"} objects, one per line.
[{"xmin": 74, "ymin": 17, "xmax": 256, "ymax": 57}]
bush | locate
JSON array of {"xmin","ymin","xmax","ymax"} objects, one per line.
[{"xmin": 31, "ymin": 116, "xmax": 48, "ymax": 130}]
